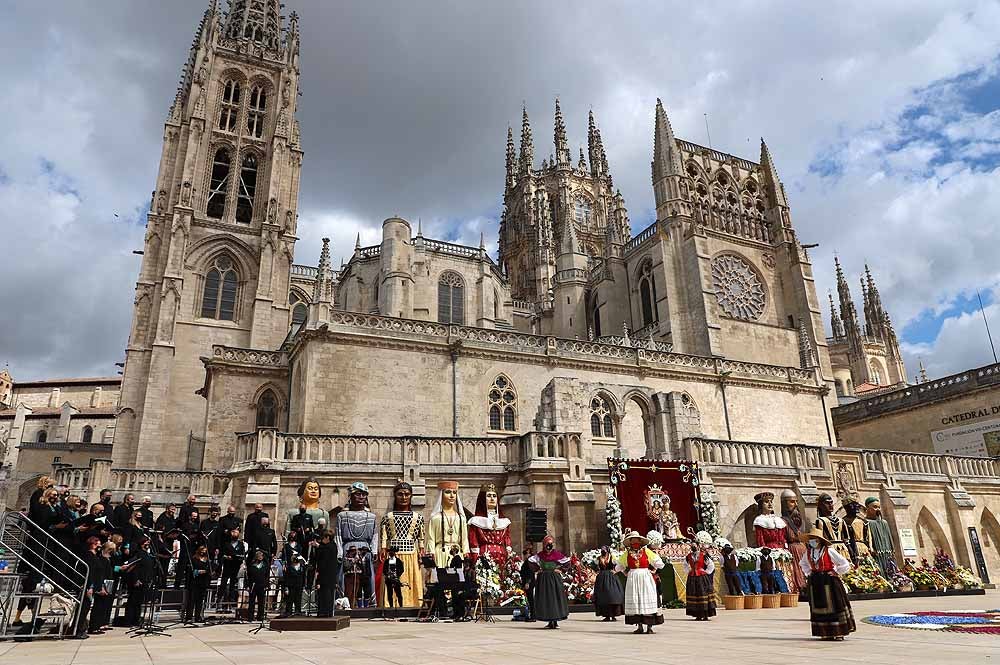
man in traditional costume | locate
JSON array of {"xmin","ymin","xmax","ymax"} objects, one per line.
[
  {"xmin": 814, "ymin": 493, "xmax": 852, "ymax": 561},
  {"xmin": 864, "ymin": 497, "xmax": 896, "ymax": 577},
  {"xmin": 683, "ymin": 534, "xmax": 716, "ymax": 621},
  {"xmin": 781, "ymin": 489, "xmax": 808, "ymax": 592},
  {"xmin": 334, "ymin": 481, "xmax": 378, "ymax": 608},
  {"xmin": 593, "ymin": 546, "xmax": 625, "ymax": 621},
  {"xmin": 426, "ymin": 481, "xmax": 469, "ymax": 568},
  {"xmin": 529, "ymin": 535, "xmax": 571, "ymax": 629},
  {"xmin": 378, "ymin": 481, "xmax": 425, "ymax": 607},
  {"xmin": 799, "ymin": 526, "xmax": 856, "ymax": 640},
  {"xmin": 842, "ymin": 499, "xmax": 872, "ymax": 565},
  {"xmin": 616, "ymin": 530, "xmax": 664, "ymax": 634},
  {"xmin": 468, "ymin": 483, "xmax": 512, "ymax": 567}
]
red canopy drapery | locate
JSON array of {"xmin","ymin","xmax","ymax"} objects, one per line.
[{"xmin": 608, "ymin": 458, "xmax": 701, "ymax": 538}]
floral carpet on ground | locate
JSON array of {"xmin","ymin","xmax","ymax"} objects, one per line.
[{"xmin": 863, "ymin": 610, "xmax": 1000, "ymax": 634}]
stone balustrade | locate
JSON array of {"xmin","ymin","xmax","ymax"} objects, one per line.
[
  {"xmin": 310, "ymin": 311, "xmax": 817, "ymax": 392},
  {"xmin": 53, "ymin": 465, "xmax": 227, "ymax": 498},
  {"xmin": 624, "ymin": 221, "xmax": 658, "ymax": 253},
  {"xmin": 235, "ymin": 430, "xmax": 519, "ymax": 468},
  {"xmin": 687, "ymin": 437, "xmax": 1000, "ymax": 485}
]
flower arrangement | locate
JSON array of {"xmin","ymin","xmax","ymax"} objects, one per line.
[
  {"xmin": 646, "ymin": 530, "xmax": 665, "ymax": 549},
  {"xmin": 714, "ymin": 536, "xmax": 732, "ymax": 550},
  {"xmin": 733, "ymin": 546, "xmax": 793, "ymax": 565},
  {"xmin": 559, "ymin": 557, "xmax": 595, "ymax": 603},
  {"xmin": 475, "ymin": 552, "xmax": 501, "ymax": 601},
  {"xmin": 902, "ymin": 559, "xmax": 944, "ymax": 590},
  {"xmin": 496, "ymin": 553, "xmax": 526, "ymax": 606},
  {"xmin": 606, "ymin": 487, "xmax": 623, "ymax": 547},
  {"xmin": 933, "ymin": 549, "xmax": 982, "ymax": 589},
  {"xmin": 581, "ymin": 547, "xmax": 623, "ymax": 572},
  {"xmin": 699, "ymin": 486, "xmax": 720, "ymax": 537},
  {"xmin": 842, "ymin": 554, "xmax": 893, "ymax": 594}
]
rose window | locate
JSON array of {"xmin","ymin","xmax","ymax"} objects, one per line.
[{"xmin": 711, "ymin": 255, "xmax": 765, "ymax": 320}]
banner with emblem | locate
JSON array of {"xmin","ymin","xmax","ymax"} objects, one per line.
[{"xmin": 607, "ymin": 458, "xmax": 701, "ymax": 540}]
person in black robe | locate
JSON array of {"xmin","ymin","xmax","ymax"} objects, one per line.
[
  {"xmin": 123, "ymin": 537, "xmax": 158, "ymax": 626},
  {"xmin": 200, "ymin": 505, "xmax": 222, "ymax": 564},
  {"xmin": 174, "ymin": 507, "xmax": 204, "ymax": 588},
  {"xmin": 249, "ymin": 516, "xmax": 277, "ymax": 561},
  {"xmin": 519, "ymin": 547, "xmax": 535, "ymax": 622},
  {"xmin": 282, "ymin": 556, "xmax": 306, "ymax": 616},
  {"xmin": 592, "ymin": 546, "xmax": 625, "ymax": 620},
  {"xmin": 314, "ymin": 532, "xmax": 339, "ymax": 617},
  {"xmin": 219, "ymin": 505, "xmax": 241, "ymax": 536},
  {"xmin": 452, "ymin": 558, "xmax": 479, "ymax": 620},
  {"xmin": 245, "ymin": 550, "xmax": 270, "ymax": 621},
  {"xmin": 112, "ymin": 494, "xmax": 136, "ymax": 532},
  {"xmin": 219, "ymin": 528, "xmax": 246, "ymax": 602},
  {"xmin": 185, "ymin": 545, "xmax": 213, "ymax": 622},
  {"xmin": 69, "ymin": 535, "xmax": 102, "ymax": 639},
  {"xmin": 154, "ymin": 504, "xmax": 177, "ymax": 578},
  {"xmin": 243, "ymin": 504, "xmax": 269, "ymax": 547},
  {"xmin": 88, "ymin": 541, "xmax": 116, "ymax": 634},
  {"xmin": 136, "ymin": 497, "xmax": 155, "ymax": 529}
]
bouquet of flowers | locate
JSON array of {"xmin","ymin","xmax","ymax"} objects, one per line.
[
  {"xmin": 581, "ymin": 547, "xmax": 622, "ymax": 572},
  {"xmin": 887, "ymin": 560, "xmax": 914, "ymax": 592},
  {"xmin": 932, "ymin": 549, "xmax": 982, "ymax": 589},
  {"xmin": 476, "ymin": 552, "xmax": 501, "ymax": 601},
  {"xmin": 841, "ymin": 554, "xmax": 893, "ymax": 593},
  {"xmin": 606, "ymin": 488, "xmax": 623, "ymax": 547},
  {"xmin": 497, "ymin": 552, "xmax": 526, "ymax": 606},
  {"xmin": 699, "ymin": 486, "xmax": 721, "ymax": 537},
  {"xmin": 560, "ymin": 557, "xmax": 596, "ymax": 603},
  {"xmin": 734, "ymin": 547, "xmax": 761, "ymax": 571},
  {"xmin": 646, "ymin": 530, "xmax": 665, "ymax": 549},
  {"xmin": 902, "ymin": 559, "xmax": 943, "ymax": 589}
]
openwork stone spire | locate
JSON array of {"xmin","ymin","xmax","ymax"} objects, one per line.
[
  {"xmin": 505, "ymin": 126, "xmax": 516, "ymax": 189},
  {"xmin": 223, "ymin": 0, "xmax": 282, "ymax": 49},
  {"xmin": 651, "ymin": 98, "xmax": 681, "ymax": 182},
  {"xmin": 313, "ymin": 237, "xmax": 332, "ymax": 303},
  {"xmin": 518, "ymin": 105, "xmax": 534, "ymax": 176},
  {"xmin": 553, "ymin": 98, "xmax": 571, "ymax": 167}
]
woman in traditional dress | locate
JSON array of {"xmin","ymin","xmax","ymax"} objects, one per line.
[
  {"xmin": 799, "ymin": 526, "xmax": 856, "ymax": 641},
  {"xmin": 593, "ymin": 546, "xmax": 624, "ymax": 621},
  {"xmin": 529, "ymin": 535, "xmax": 570, "ymax": 629},
  {"xmin": 615, "ymin": 530, "xmax": 664, "ymax": 634},
  {"xmin": 425, "ymin": 481, "xmax": 470, "ymax": 568},
  {"xmin": 684, "ymin": 537, "xmax": 716, "ymax": 621}
]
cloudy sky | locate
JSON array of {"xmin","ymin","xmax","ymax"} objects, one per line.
[{"xmin": 2, "ymin": 0, "xmax": 1000, "ymax": 382}]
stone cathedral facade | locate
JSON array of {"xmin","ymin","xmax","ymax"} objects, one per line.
[{"xmin": 26, "ymin": 2, "xmax": 1000, "ymax": 577}]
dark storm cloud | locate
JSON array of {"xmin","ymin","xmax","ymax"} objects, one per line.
[{"xmin": 2, "ymin": 1, "xmax": 1000, "ymax": 381}]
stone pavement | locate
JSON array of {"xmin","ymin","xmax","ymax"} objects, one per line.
[{"xmin": 1, "ymin": 592, "xmax": 997, "ymax": 665}]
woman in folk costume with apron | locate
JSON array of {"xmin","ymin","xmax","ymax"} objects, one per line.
[
  {"xmin": 615, "ymin": 531, "xmax": 664, "ymax": 634},
  {"xmin": 684, "ymin": 534, "xmax": 717, "ymax": 621},
  {"xmin": 798, "ymin": 526, "xmax": 856, "ymax": 641},
  {"xmin": 528, "ymin": 535, "xmax": 571, "ymax": 629},
  {"xmin": 593, "ymin": 546, "xmax": 625, "ymax": 621}
]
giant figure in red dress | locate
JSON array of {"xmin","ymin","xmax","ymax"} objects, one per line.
[{"xmin": 468, "ymin": 483, "xmax": 512, "ymax": 566}]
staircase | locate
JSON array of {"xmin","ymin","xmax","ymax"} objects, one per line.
[{"xmin": 0, "ymin": 512, "xmax": 89, "ymax": 640}]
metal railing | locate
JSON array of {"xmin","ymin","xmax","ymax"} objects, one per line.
[{"xmin": 0, "ymin": 512, "xmax": 89, "ymax": 640}]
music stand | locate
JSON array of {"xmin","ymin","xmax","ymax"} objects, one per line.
[
  {"xmin": 247, "ymin": 577, "xmax": 280, "ymax": 635},
  {"xmin": 128, "ymin": 587, "xmax": 172, "ymax": 638}
]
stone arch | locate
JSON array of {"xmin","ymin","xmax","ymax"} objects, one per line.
[
  {"xmin": 252, "ymin": 382, "xmax": 285, "ymax": 430},
  {"xmin": 980, "ymin": 507, "xmax": 1000, "ymax": 579},
  {"xmin": 915, "ymin": 505, "xmax": 952, "ymax": 561},
  {"xmin": 723, "ymin": 502, "xmax": 758, "ymax": 549},
  {"xmin": 186, "ymin": 233, "xmax": 258, "ymax": 279},
  {"xmin": 620, "ymin": 391, "xmax": 653, "ymax": 459}
]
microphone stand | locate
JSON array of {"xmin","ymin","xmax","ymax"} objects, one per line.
[{"xmin": 248, "ymin": 572, "xmax": 280, "ymax": 634}]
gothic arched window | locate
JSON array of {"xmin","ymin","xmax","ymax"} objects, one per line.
[
  {"xmin": 81, "ymin": 426, "xmax": 93, "ymax": 444},
  {"xmin": 247, "ymin": 85, "xmax": 267, "ymax": 139},
  {"xmin": 256, "ymin": 389, "xmax": 278, "ymax": 428},
  {"xmin": 36, "ymin": 430, "xmax": 47, "ymax": 443},
  {"xmin": 488, "ymin": 375, "xmax": 517, "ymax": 432},
  {"xmin": 219, "ymin": 80, "xmax": 240, "ymax": 132},
  {"xmin": 870, "ymin": 361, "xmax": 883, "ymax": 386},
  {"xmin": 593, "ymin": 301, "xmax": 602, "ymax": 338},
  {"xmin": 590, "ymin": 395, "xmax": 614, "ymax": 438},
  {"xmin": 574, "ymin": 196, "xmax": 592, "ymax": 227},
  {"xmin": 206, "ymin": 148, "xmax": 231, "ymax": 219},
  {"xmin": 289, "ymin": 291, "xmax": 307, "ymax": 328},
  {"xmin": 235, "ymin": 153, "xmax": 258, "ymax": 224},
  {"xmin": 437, "ymin": 271, "xmax": 465, "ymax": 325},
  {"xmin": 201, "ymin": 255, "xmax": 239, "ymax": 321},
  {"xmin": 638, "ymin": 261, "xmax": 658, "ymax": 327}
]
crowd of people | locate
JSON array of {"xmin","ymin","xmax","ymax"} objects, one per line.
[{"xmin": 14, "ymin": 476, "xmax": 338, "ymax": 640}]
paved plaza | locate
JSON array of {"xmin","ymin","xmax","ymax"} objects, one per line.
[{"xmin": 1, "ymin": 592, "xmax": 997, "ymax": 665}]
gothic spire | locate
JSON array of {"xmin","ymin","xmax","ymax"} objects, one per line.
[
  {"xmin": 167, "ymin": 3, "xmax": 218, "ymax": 122},
  {"xmin": 553, "ymin": 98, "xmax": 571, "ymax": 167},
  {"xmin": 652, "ymin": 98, "xmax": 682, "ymax": 183},
  {"xmin": 518, "ymin": 105, "xmax": 534, "ymax": 177},
  {"xmin": 578, "ymin": 146, "xmax": 587, "ymax": 171},
  {"xmin": 505, "ymin": 126, "xmax": 516, "ymax": 189},
  {"xmin": 759, "ymin": 138, "xmax": 788, "ymax": 208},
  {"xmin": 835, "ymin": 256, "xmax": 862, "ymax": 349},
  {"xmin": 829, "ymin": 291, "xmax": 845, "ymax": 339},
  {"xmin": 313, "ymin": 237, "xmax": 331, "ymax": 303}
]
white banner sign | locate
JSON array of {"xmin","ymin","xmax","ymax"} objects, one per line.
[
  {"xmin": 930, "ymin": 417, "xmax": 1000, "ymax": 458},
  {"xmin": 899, "ymin": 528, "xmax": 918, "ymax": 557}
]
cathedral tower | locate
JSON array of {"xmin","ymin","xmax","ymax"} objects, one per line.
[
  {"xmin": 499, "ymin": 101, "xmax": 630, "ymax": 305},
  {"xmin": 114, "ymin": 0, "xmax": 304, "ymax": 470}
]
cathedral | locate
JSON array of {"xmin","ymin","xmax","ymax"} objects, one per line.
[{"xmin": 6, "ymin": 1, "xmax": 1000, "ymax": 578}]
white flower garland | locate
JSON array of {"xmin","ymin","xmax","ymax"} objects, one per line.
[
  {"xmin": 475, "ymin": 552, "xmax": 502, "ymax": 600},
  {"xmin": 606, "ymin": 486, "xmax": 623, "ymax": 547},
  {"xmin": 699, "ymin": 485, "xmax": 720, "ymax": 537}
]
